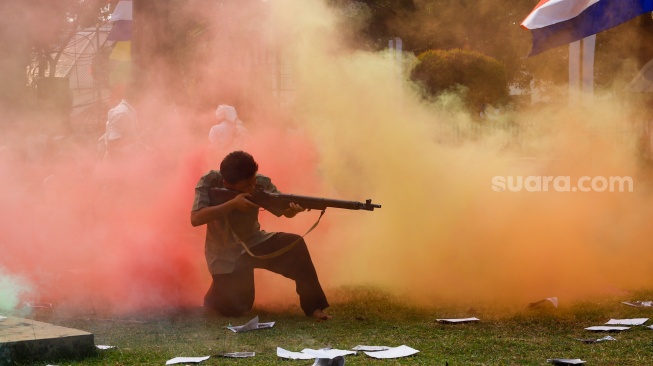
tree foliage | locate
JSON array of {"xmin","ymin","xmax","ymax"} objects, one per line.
[
  {"xmin": 28, "ymin": 0, "xmax": 110, "ymax": 79},
  {"xmin": 0, "ymin": 0, "xmax": 109, "ymax": 117},
  {"xmin": 411, "ymin": 49, "xmax": 509, "ymax": 112},
  {"xmin": 330, "ymin": 0, "xmax": 535, "ymax": 88},
  {"xmin": 329, "ymin": 0, "xmax": 416, "ymax": 49},
  {"xmin": 330, "ymin": 0, "xmax": 653, "ymax": 96}
]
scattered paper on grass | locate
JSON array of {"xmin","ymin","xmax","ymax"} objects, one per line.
[
  {"xmin": 219, "ymin": 352, "xmax": 255, "ymax": 358},
  {"xmin": 585, "ymin": 326, "xmax": 630, "ymax": 332},
  {"xmin": 436, "ymin": 317, "xmax": 480, "ymax": 324},
  {"xmin": 277, "ymin": 348, "xmax": 355, "ymax": 360},
  {"xmin": 96, "ymin": 345, "xmax": 115, "ymax": 350},
  {"xmin": 576, "ymin": 335, "xmax": 617, "ymax": 343},
  {"xmin": 352, "ymin": 345, "xmax": 390, "ymax": 351},
  {"xmin": 363, "ymin": 345, "xmax": 419, "ymax": 359},
  {"xmin": 605, "ymin": 318, "xmax": 648, "ymax": 326},
  {"xmin": 529, "ymin": 297, "xmax": 559, "ymax": 309},
  {"xmin": 226, "ymin": 316, "xmax": 274, "ymax": 333},
  {"xmin": 622, "ymin": 301, "xmax": 653, "ymax": 307},
  {"xmin": 165, "ymin": 356, "xmax": 210, "ymax": 365},
  {"xmin": 546, "ymin": 358, "xmax": 586, "ymax": 365}
]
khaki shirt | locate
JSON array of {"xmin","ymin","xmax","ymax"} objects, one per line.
[{"xmin": 192, "ymin": 171, "xmax": 278, "ymax": 274}]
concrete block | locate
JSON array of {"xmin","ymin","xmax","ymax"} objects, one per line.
[{"xmin": 0, "ymin": 316, "xmax": 95, "ymax": 364}]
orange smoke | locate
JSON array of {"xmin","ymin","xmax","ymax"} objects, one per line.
[{"xmin": 2, "ymin": 0, "xmax": 653, "ymax": 318}]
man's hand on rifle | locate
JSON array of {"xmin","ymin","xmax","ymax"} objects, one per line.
[
  {"xmin": 283, "ymin": 202, "xmax": 306, "ymax": 218},
  {"xmin": 231, "ymin": 193, "xmax": 259, "ymax": 212}
]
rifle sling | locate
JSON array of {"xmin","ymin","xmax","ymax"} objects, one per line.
[{"xmin": 229, "ymin": 209, "xmax": 326, "ymax": 260}]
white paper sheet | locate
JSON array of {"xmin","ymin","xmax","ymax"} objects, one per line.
[
  {"xmin": 576, "ymin": 335, "xmax": 617, "ymax": 343},
  {"xmin": 95, "ymin": 345, "xmax": 115, "ymax": 350},
  {"xmin": 277, "ymin": 347, "xmax": 318, "ymax": 360},
  {"xmin": 622, "ymin": 301, "xmax": 653, "ymax": 307},
  {"xmin": 227, "ymin": 316, "xmax": 275, "ymax": 332},
  {"xmin": 364, "ymin": 345, "xmax": 419, "ymax": 359},
  {"xmin": 546, "ymin": 358, "xmax": 586, "ymax": 365},
  {"xmin": 276, "ymin": 348, "xmax": 355, "ymax": 360},
  {"xmin": 352, "ymin": 345, "xmax": 390, "ymax": 351},
  {"xmin": 165, "ymin": 356, "xmax": 210, "ymax": 365},
  {"xmin": 301, "ymin": 348, "xmax": 356, "ymax": 359},
  {"xmin": 585, "ymin": 326, "xmax": 630, "ymax": 332},
  {"xmin": 436, "ymin": 317, "xmax": 480, "ymax": 323},
  {"xmin": 605, "ymin": 318, "xmax": 648, "ymax": 326},
  {"xmin": 545, "ymin": 297, "xmax": 559, "ymax": 307},
  {"xmin": 220, "ymin": 352, "xmax": 255, "ymax": 358}
]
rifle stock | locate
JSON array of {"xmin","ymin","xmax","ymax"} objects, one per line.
[{"xmin": 209, "ymin": 186, "xmax": 381, "ymax": 217}]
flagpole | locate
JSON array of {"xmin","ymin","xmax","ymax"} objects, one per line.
[
  {"xmin": 569, "ymin": 36, "xmax": 595, "ymax": 105},
  {"xmin": 569, "ymin": 40, "xmax": 581, "ymax": 105},
  {"xmin": 582, "ymin": 35, "xmax": 596, "ymax": 97}
]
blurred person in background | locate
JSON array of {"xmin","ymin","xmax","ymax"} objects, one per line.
[
  {"xmin": 208, "ymin": 105, "xmax": 250, "ymax": 158},
  {"xmin": 98, "ymin": 85, "xmax": 143, "ymax": 160}
]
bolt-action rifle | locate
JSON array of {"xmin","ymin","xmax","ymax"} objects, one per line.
[{"xmin": 209, "ymin": 185, "xmax": 381, "ymax": 217}]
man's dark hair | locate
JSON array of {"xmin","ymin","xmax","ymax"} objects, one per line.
[{"xmin": 220, "ymin": 151, "xmax": 258, "ymax": 184}]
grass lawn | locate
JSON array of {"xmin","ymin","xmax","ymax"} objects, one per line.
[{"xmin": 4, "ymin": 286, "xmax": 653, "ymax": 365}]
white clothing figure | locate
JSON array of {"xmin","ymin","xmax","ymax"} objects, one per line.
[
  {"xmin": 208, "ymin": 105, "xmax": 249, "ymax": 151},
  {"xmin": 99, "ymin": 99, "xmax": 139, "ymax": 159}
]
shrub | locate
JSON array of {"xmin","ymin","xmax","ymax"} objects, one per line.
[{"xmin": 411, "ymin": 49, "xmax": 509, "ymax": 114}]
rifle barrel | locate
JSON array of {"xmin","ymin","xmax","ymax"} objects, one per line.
[
  {"xmin": 272, "ymin": 193, "xmax": 381, "ymax": 211},
  {"xmin": 209, "ymin": 188, "xmax": 382, "ymax": 215}
]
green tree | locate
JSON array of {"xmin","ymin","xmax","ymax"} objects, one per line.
[
  {"xmin": 329, "ymin": 0, "xmax": 416, "ymax": 49},
  {"xmin": 0, "ymin": 0, "xmax": 108, "ymax": 119},
  {"xmin": 330, "ymin": 0, "xmax": 535, "ymax": 89},
  {"xmin": 32, "ymin": 0, "xmax": 109, "ymax": 81},
  {"xmin": 411, "ymin": 48, "xmax": 509, "ymax": 113},
  {"xmin": 329, "ymin": 0, "xmax": 653, "ymax": 97}
]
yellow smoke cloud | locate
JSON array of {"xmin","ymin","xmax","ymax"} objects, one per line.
[{"xmin": 264, "ymin": 0, "xmax": 653, "ymax": 309}]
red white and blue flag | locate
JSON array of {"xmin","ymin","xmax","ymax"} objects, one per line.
[{"xmin": 522, "ymin": 0, "xmax": 653, "ymax": 56}]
